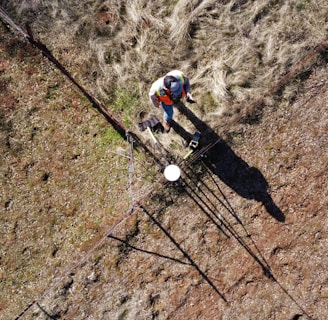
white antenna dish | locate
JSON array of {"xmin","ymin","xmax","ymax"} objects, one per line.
[{"xmin": 164, "ymin": 164, "xmax": 181, "ymax": 181}]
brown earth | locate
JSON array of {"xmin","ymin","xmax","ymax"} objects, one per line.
[{"xmin": 1, "ymin": 2, "xmax": 328, "ymax": 320}]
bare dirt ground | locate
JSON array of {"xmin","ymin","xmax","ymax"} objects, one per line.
[{"xmin": 1, "ymin": 1, "xmax": 328, "ymax": 320}]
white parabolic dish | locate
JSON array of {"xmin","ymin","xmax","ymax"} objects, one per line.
[{"xmin": 164, "ymin": 164, "xmax": 181, "ymax": 181}]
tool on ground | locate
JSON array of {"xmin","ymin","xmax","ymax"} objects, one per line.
[
  {"xmin": 183, "ymin": 132, "xmax": 201, "ymax": 159},
  {"xmin": 138, "ymin": 115, "xmax": 162, "ymax": 144},
  {"xmin": 139, "ymin": 115, "xmax": 183, "ymax": 181},
  {"xmin": 138, "ymin": 115, "xmax": 161, "ymax": 132}
]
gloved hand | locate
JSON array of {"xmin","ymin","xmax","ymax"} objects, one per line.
[{"xmin": 186, "ymin": 92, "xmax": 196, "ymax": 103}]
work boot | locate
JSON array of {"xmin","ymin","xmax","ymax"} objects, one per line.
[{"xmin": 163, "ymin": 120, "xmax": 171, "ymax": 133}]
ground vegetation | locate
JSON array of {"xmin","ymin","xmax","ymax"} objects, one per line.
[{"xmin": 0, "ymin": 1, "xmax": 327, "ymax": 319}]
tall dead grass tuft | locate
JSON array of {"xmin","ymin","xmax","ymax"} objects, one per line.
[{"xmin": 4, "ymin": 0, "xmax": 327, "ymax": 125}]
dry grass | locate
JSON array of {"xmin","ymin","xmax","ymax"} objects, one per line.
[
  {"xmin": 3, "ymin": 0, "xmax": 326, "ymax": 134},
  {"xmin": 0, "ymin": 23, "xmax": 157, "ymax": 320},
  {"xmin": 1, "ymin": 0, "xmax": 328, "ymax": 319}
]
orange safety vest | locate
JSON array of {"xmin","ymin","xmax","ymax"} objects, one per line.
[{"xmin": 156, "ymin": 74, "xmax": 186, "ymax": 105}]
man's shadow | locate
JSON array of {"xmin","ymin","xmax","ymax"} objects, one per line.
[{"xmin": 172, "ymin": 103, "xmax": 285, "ymax": 222}]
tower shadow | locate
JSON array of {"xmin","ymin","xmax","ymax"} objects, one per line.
[
  {"xmin": 175, "ymin": 103, "xmax": 285, "ymax": 222},
  {"xmin": 140, "ymin": 205, "xmax": 227, "ymax": 302}
]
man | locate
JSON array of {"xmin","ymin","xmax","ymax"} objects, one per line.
[{"xmin": 148, "ymin": 70, "xmax": 195, "ymax": 132}]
